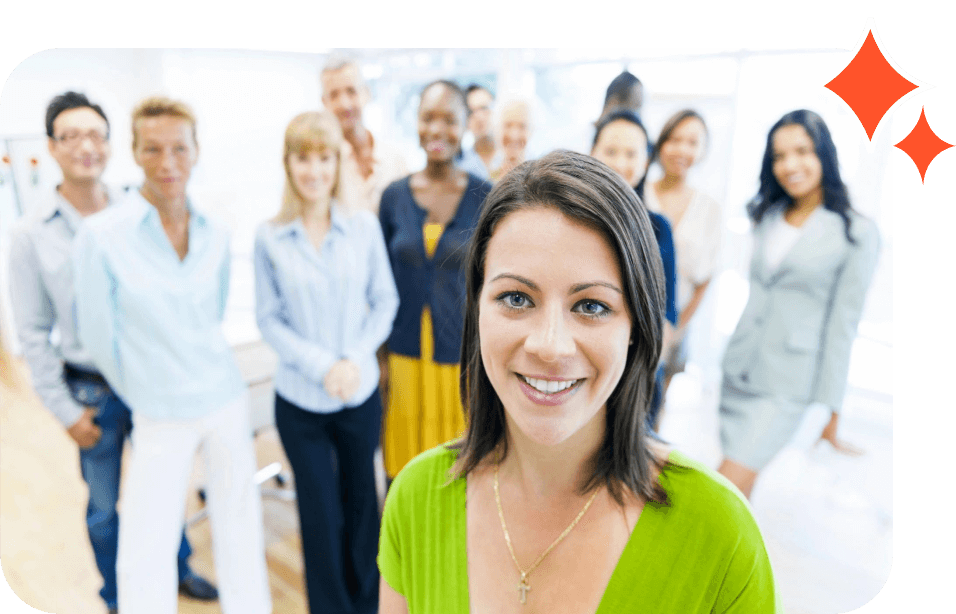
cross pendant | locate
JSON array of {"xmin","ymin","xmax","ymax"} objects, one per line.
[{"xmin": 518, "ymin": 577, "xmax": 530, "ymax": 604}]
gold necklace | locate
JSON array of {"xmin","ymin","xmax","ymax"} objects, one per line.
[{"xmin": 494, "ymin": 465, "xmax": 600, "ymax": 605}]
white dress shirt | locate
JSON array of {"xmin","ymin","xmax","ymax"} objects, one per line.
[
  {"xmin": 337, "ymin": 131, "xmax": 409, "ymax": 214},
  {"xmin": 762, "ymin": 208, "xmax": 807, "ymax": 274}
]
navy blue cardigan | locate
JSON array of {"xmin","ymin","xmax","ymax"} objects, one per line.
[
  {"xmin": 648, "ymin": 210, "xmax": 678, "ymax": 326},
  {"xmin": 379, "ymin": 174, "xmax": 493, "ymax": 363}
]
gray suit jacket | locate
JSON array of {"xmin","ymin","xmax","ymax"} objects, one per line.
[{"xmin": 721, "ymin": 204, "xmax": 880, "ymax": 410}]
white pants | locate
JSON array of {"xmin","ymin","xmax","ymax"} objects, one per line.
[{"xmin": 117, "ymin": 393, "xmax": 272, "ymax": 614}]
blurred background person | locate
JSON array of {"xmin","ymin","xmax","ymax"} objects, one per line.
[
  {"xmin": 645, "ymin": 110, "xmax": 722, "ymax": 394},
  {"xmin": 254, "ymin": 110, "xmax": 398, "ymax": 614},
  {"xmin": 589, "ymin": 108, "xmax": 678, "ymax": 432},
  {"xmin": 455, "ymin": 84, "xmax": 495, "ymax": 180},
  {"xmin": 717, "ymin": 110, "xmax": 880, "ymax": 498},
  {"xmin": 73, "ymin": 96, "xmax": 270, "ymax": 614},
  {"xmin": 490, "ymin": 98, "xmax": 532, "ymax": 181},
  {"xmin": 379, "ymin": 80, "xmax": 493, "ymax": 481},
  {"xmin": 600, "ymin": 69, "xmax": 644, "ymax": 119},
  {"xmin": 321, "ymin": 56, "xmax": 408, "ymax": 214},
  {"xmin": 8, "ymin": 91, "xmax": 215, "ymax": 614}
]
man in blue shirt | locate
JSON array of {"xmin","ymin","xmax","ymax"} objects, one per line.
[
  {"xmin": 73, "ymin": 96, "xmax": 271, "ymax": 614},
  {"xmin": 9, "ymin": 91, "xmax": 217, "ymax": 614},
  {"xmin": 456, "ymin": 84, "xmax": 495, "ymax": 180}
]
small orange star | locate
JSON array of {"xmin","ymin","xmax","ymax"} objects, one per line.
[
  {"xmin": 895, "ymin": 107, "xmax": 953, "ymax": 183},
  {"xmin": 825, "ymin": 30, "xmax": 918, "ymax": 140}
]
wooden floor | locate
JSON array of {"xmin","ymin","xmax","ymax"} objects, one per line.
[{"xmin": 0, "ymin": 358, "xmax": 310, "ymax": 614}]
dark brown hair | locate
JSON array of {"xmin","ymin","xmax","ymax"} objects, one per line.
[{"xmin": 450, "ymin": 150, "xmax": 671, "ymax": 506}]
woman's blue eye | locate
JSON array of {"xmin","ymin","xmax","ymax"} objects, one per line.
[
  {"xmin": 496, "ymin": 292, "xmax": 530, "ymax": 310},
  {"xmin": 505, "ymin": 293, "xmax": 527, "ymax": 308},
  {"xmin": 575, "ymin": 300, "xmax": 610, "ymax": 317}
]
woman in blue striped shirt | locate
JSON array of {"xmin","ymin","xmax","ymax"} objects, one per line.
[{"xmin": 253, "ymin": 110, "xmax": 398, "ymax": 614}]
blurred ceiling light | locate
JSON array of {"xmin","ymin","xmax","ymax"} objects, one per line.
[
  {"xmin": 362, "ymin": 63, "xmax": 384, "ymax": 80},
  {"xmin": 535, "ymin": 48, "xmax": 741, "ymax": 63},
  {"xmin": 246, "ymin": 47, "xmax": 332, "ymax": 53}
]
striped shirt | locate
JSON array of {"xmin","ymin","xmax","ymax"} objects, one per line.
[
  {"xmin": 253, "ymin": 205, "xmax": 398, "ymax": 413},
  {"xmin": 72, "ymin": 189, "xmax": 246, "ymax": 420}
]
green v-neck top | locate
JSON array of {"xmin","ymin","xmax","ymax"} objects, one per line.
[{"xmin": 378, "ymin": 444, "xmax": 780, "ymax": 613}]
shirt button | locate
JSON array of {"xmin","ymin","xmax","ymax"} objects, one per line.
[{"xmin": 741, "ymin": 373, "xmax": 749, "ymax": 383}]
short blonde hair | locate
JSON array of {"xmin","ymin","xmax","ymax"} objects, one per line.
[
  {"xmin": 131, "ymin": 96, "xmax": 197, "ymax": 148},
  {"xmin": 495, "ymin": 98, "xmax": 534, "ymax": 137},
  {"xmin": 274, "ymin": 110, "xmax": 344, "ymax": 224}
]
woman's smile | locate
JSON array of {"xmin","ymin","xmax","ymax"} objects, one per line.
[{"xmin": 515, "ymin": 373, "xmax": 586, "ymax": 406}]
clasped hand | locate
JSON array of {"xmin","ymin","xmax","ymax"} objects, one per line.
[{"xmin": 324, "ymin": 359, "xmax": 361, "ymax": 401}]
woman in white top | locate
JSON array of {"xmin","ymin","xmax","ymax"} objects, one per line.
[{"xmin": 644, "ymin": 110, "xmax": 721, "ymax": 392}]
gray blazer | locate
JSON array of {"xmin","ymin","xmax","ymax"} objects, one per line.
[{"xmin": 721, "ymin": 204, "xmax": 880, "ymax": 410}]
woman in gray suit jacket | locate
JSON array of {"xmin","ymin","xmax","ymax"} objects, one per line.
[{"xmin": 718, "ymin": 110, "xmax": 880, "ymax": 498}]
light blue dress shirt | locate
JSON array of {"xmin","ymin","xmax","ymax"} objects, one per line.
[
  {"xmin": 253, "ymin": 205, "xmax": 399, "ymax": 413},
  {"xmin": 72, "ymin": 189, "xmax": 246, "ymax": 420},
  {"xmin": 457, "ymin": 146, "xmax": 490, "ymax": 180},
  {"xmin": 9, "ymin": 187, "xmax": 115, "ymax": 426}
]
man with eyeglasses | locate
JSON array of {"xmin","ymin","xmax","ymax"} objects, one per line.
[{"xmin": 8, "ymin": 91, "xmax": 218, "ymax": 614}]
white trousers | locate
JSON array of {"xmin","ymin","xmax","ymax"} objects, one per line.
[{"xmin": 117, "ymin": 393, "xmax": 272, "ymax": 614}]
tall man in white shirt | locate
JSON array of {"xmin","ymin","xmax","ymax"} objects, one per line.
[
  {"xmin": 72, "ymin": 96, "xmax": 271, "ymax": 614},
  {"xmin": 320, "ymin": 56, "xmax": 408, "ymax": 213},
  {"xmin": 9, "ymin": 91, "xmax": 217, "ymax": 614}
]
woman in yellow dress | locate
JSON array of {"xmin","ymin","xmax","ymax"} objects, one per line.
[{"xmin": 378, "ymin": 80, "xmax": 493, "ymax": 479}]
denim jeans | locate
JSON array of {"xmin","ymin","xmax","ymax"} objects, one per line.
[{"xmin": 65, "ymin": 374, "xmax": 194, "ymax": 610}]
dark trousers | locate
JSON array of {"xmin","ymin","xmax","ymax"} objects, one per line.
[
  {"xmin": 64, "ymin": 371, "xmax": 194, "ymax": 610},
  {"xmin": 275, "ymin": 391, "xmax": 382, "ymax": 614}
]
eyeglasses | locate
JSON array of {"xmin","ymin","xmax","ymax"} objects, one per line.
[{"xmin": 52, "ymin": 131, "xmax": 109, "ymax": 146}]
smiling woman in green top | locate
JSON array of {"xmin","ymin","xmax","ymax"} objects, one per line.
[{"xmin": 378, "ymin": 150, "xmax": 779, "ymax": 613}]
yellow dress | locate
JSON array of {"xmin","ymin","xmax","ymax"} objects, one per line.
[{"xmin": 383, "ymin": 223, "xmax": 466, "ymax": 478}]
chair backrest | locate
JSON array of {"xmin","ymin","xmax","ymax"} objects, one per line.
[{"xmin": 232, "ymin": 340, "xmax": 280, "ymax": 434}]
